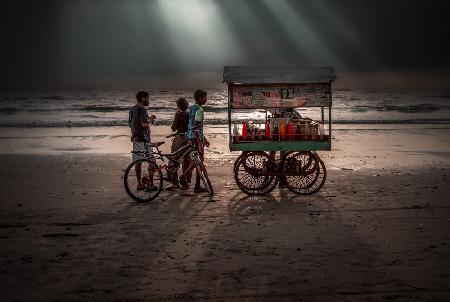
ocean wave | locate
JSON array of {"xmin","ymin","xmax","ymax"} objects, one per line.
[
  {"xmin": 79, "ymin": 105, "xmax": 179, "ymax": 112},
  {"xmin": 79, "ymin": 105, "xmax": 133, "ymax": 112},
  {"xmin": 331, "ymin": 119, "xmax": 450, "ymax": 124},
  {"xmin": 0, "ymin": 107, "xmax": 71, "ymax": 113},
  {"xmin": 37, "ymin": 96, "xmax": 64, "ymax": 100},
  {"xmin": 1, "ymin": 118, "xmax": 450, "ymax": 128},
  {"xmin": 429, "ymin": 94, "xmax": 450, "ymax": 99},
  {"xmin": 0, "ymin": 96, "xmax": 29, "ymax": 101},
  {"xmin": 350, "ymin": 104, "xmax": 450, "ymax": 113},
  {"xmin": 0, "ymin": 108, "xmax": 21, "ymax": 114},
  {"xmin": 78, "ymin": 105, "xmax": 229, "ymax": 113},
  {"xmin": 202, "ymin": 105, "xmax": 228, "ymax": 112},
  {"xmin": 1, "ymin": 102, "xmax": 448, "ymax": 115},
  {"xmin": 384, "ymin": 104, "xmax": 446, "ymax": 113},
  {"xmin": 0, "ymin": 105, "xmax": 206, "ymax": 114}
]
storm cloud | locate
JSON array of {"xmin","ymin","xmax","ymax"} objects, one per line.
[{"xmin": 1, "ymin": 0, "xmax": 449, "ymax": 88}]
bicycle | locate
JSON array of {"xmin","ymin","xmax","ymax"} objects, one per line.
[{"xmin": 123, "ymin": 131, "xmax": 214, "ymax": 202}]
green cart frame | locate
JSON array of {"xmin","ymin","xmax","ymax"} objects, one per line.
[{"xmin": 223, "ymin": 66, "xmax": 337, "ymax": 195}]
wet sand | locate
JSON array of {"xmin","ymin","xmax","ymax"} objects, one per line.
[{"xmin": 0, "ymin": 126, "xmax": 450, "ymax": 301}]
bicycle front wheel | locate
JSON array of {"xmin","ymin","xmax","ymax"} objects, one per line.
[
  {"xmin": 123, "ymin": 159, "xmax": 163, "ymax": 202},
  {"xmin": 192, "ymin": 153, "xmax": 214, "ymax": 196}
]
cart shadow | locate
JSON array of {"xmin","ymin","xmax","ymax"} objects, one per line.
[
  {"xmin": 227, "ymin": 187, "xmax": 316, "ymax": 218},
  {"xmin": 180, "ymin": 189, "xmax": 394, "ymax": 299},
  {"xmin": 227, "ymin": 191, "xmax": 281, "ymax": 217}
]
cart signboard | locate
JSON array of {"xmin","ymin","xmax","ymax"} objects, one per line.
[{"xmin": 231, "ymin": 83, "xmax": 331, "ymax": 109}]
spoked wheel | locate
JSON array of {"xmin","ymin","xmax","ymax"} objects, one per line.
[
  {"xmin": 192, "ymin": 152, "xmax": 214, "ymax": 196},
  {"xmin": 281, "ymin": 152, "xmax": 327, "ymax": 195},
  {"xmin": 124, "ymin": 159, "xmax": 163, "ymax": 202},
  {"xmin": 234, "ymin": 152, "xmax": 278, "ymax": 195}
]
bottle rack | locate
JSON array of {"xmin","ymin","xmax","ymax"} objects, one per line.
[{"xmin": 232, "ymin": 119, "xmax": 329, "ymax": 143}]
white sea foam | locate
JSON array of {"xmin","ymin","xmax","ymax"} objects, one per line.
[{"xmin": 1, "ymin": 88, "xmax": 449, "ymax": 127}]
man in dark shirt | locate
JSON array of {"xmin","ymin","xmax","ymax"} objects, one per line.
[{"xmin": 128, "ymin": 91, "xmax": 157, "ymax": 190}]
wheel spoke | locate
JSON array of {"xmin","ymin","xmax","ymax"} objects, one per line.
[{"xmin": 282, "ymin": 152, "xmax": 327, "ymax": 195}]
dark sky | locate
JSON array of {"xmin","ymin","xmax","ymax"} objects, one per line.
[{"xmin": 1, "ymin": 0, "xmax": 450, "ymax": 89}]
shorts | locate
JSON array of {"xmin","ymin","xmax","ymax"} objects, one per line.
[
  {"xmin": 171, "ymin": 136, "xmax": 190, "ymax": 158},
  {"xmin": 132, "ymin": 142, "xmax": 156, "ymax": 163}
]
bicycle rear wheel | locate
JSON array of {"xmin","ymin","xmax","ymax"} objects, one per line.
[
  {"xmin": 192, "ymin": 152, "xmax": 214, "ymax": 196},
  {"xmin": 123, "ymin": 159, "xmax": 163, "ymax": 202}
]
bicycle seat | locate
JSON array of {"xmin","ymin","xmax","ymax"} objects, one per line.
[{"xmin": 153, "ymin": 141, "xmax": 165, "ymax": 147}]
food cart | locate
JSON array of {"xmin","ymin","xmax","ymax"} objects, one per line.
[{"xmin": 223, "ymin": 66, "xmax": 337, "ymax": 195}]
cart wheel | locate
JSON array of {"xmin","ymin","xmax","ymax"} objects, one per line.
[
  {"xmin": 281, "ymin": 152, "xmax": 327, "ymax": 195},
  {"xmin": 234, "ymin": 152, "xmax": 278, "ymax": 195}
]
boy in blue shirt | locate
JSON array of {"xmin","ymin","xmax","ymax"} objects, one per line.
[{"xmin": 180, "ymin": 90, "xmax": 210, "ymax": 193}]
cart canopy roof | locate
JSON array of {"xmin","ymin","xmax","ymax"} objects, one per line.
[{"xmin": 223, "ymin": 66, "xmax": 337, "ymax": 84}]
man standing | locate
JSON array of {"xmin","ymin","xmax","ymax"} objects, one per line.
[{"xmin": 128, "ymin": 91, "xmax": 157, "ymax": 190}]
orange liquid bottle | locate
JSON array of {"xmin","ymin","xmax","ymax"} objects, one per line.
[
  {"xmin": 265, "ymin": 121, "xmax": 270, "ymax": 140},
  {"xmin": 288, "ymin": 122, "xmax": 295, "ymax": 140},
  {"xmin": 279, "ymin": 121, "xmax": 286, "ymax": 140},
  {"xmin": 242, "ymin": 122, "xmax": 248, "ymax": 141}
]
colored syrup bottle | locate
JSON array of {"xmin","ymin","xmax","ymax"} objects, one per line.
[
  {"xmin": 250, "ymin": 127, "xmax": 256, "ymax": 141},
  {"xmin": 279, "ymin": 121, "xmax": 286, "ymax": 140},
  {"xmin": 296, "ymin": 124, "xmax": 301, "ymax": 140},
  {"xmin": 242, "ymin": 122, "xmax": 248, "ymax": 141},
  {"xmin": 287, "ymin": 122, "xmax": 295, "ymax": 140},
  {"xmin": 233, "ymin": 124, "xmax": 239, "ymax": 142},
  {"xmin": 319, "ymin": 123, "xmax": 324, "ymax": 141},
  {"xmin": 273, "ymin": 124, "xmax": 279, "ymax": 141},
  {"xmin": 265, "ymin": 121, "xmax": 271, "ymax": 140}
]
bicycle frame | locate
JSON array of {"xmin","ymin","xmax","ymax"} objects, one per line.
[
  {"xmin": 143, "ymin": 139, "xmax": 193, "ymax": 178},
  {"xmin": 125, "ymin": 127, "xmax": 214, "ymax": 199}
]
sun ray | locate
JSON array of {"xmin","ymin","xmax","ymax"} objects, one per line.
[
  {"xmin": 155, "ymin": 0, "xmax": 245, "ymax": 71},
  {"xmin": 261, "ymin": 0, "xmax": 343, "ymax": 67},
  {"xmin": 305, "ymin": 0, "xmax": 385, "ymax": 69}
]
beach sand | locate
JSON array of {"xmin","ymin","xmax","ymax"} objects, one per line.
[{"xmin": 0, "ymin": 125, "xmax": 450, "ymax": 301}]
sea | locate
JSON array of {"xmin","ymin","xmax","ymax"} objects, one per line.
[{"xmin": 1, "ymin": 88, "xmax": 450, "ymax": 128}]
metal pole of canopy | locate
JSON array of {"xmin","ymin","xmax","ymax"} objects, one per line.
[
  {"xmin": 329, "ymin": 88, "xmax": 332, "ymax": 150},
  {"xmin": 228, "ymin": 84, "xmax": 233, "ymax": 151}
]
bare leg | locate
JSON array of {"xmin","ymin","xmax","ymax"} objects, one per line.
[
  {"xmin": 135, "ymin": 162, "xmax": 142, "ymax": 185},
  {"xmin": 183, "ymin": 157, "xmax": 193, "ymax": 183},
  {"xmin": 194, "ymin": 152, "xmax": 204, "ymax": 190},
  {"xmin": 135, "ymin": 162, "xmax": 144, "ymax": 189},
  {"xmin": 194, "ymin": 166, "xmax": 201, "ymax": 190},
  {"xmin": 149, "ymin": 165, "xmax": 154, "ymax": 187},
  {"xmin": 179, "ymin": 159, "xmax": 196, "ymax": 182}
]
